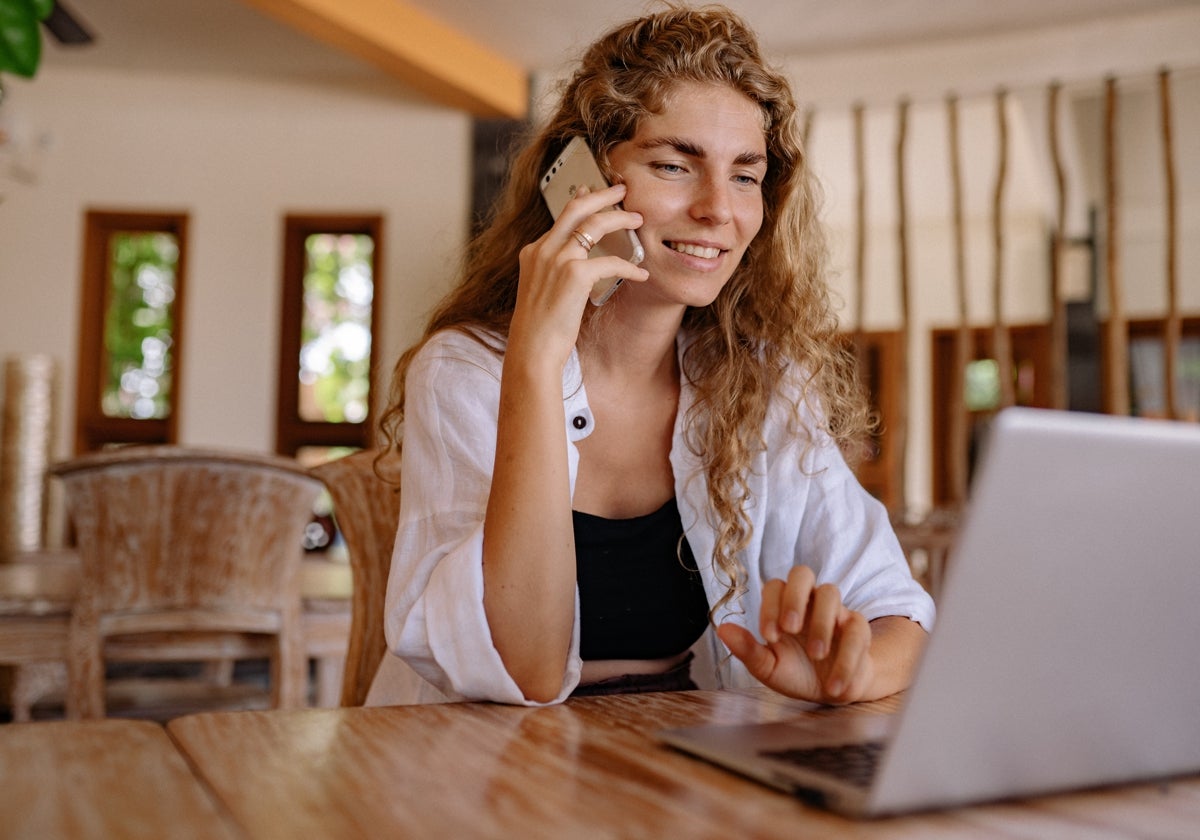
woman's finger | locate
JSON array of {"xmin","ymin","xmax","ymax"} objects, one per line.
[
  {"xmin": 759, "ymin": 578, "xmax": 785, "ymax": 643},
  {"xmin": 717, "ymin": 622, "xmax": 777, "ymax": 681},
  {"xmin": 804, "ymin": 583, "xmax": 843, "ymax": 662},
  {"xmin": 779, "ymin": 565, "xmax": 816, "ymax": 636},
  {"xmin": 824, "ymin": 610, "xmax": 870, "ymax": 699}
]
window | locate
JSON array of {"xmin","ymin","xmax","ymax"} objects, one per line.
[
  {"xmin": 929, "ymin": 323, "xmax": 1052, "ymax": 506},
  {"xmin": 1124, "ymin": 317, "xmax": 1200, "ymax": 422},
  {"xmin": 275, "ymin": 214, "xmax": 383, "ymax": 459},
  {"xmin": 75, "ymin": 210, "xmax": 187, "ymax": 452}
]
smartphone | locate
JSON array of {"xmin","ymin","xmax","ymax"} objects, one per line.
[{"xmin": 539, "ymin": 136, "xmax": 645, "ymax": 306}]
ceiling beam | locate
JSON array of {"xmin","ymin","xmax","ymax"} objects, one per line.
[{"xmin": 236, "ymin": 0, "xmax": 528, "ymax": 119}]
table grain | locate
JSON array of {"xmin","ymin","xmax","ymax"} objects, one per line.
[
  {"xmin": 166, "ymin": 688, "xmax": 1200, "ymax": 839},
  {"xmin": 0, "ymin": 718, "xmax": 238, "ymax": 840}
]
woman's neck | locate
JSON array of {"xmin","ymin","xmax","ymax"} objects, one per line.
[{"xmin": 577, "ymin": 297, "xmax": 684, "ymax": 385}]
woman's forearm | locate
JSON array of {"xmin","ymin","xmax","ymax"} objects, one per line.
[
  {"xmin": 482, "ymin": 355, "xmax": 578, "ymax": 702},
  {"xmin": 865, "ymin": 616, "xmax": 929, "ymax": 700}
]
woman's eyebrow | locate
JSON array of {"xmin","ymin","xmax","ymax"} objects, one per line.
[
  {"xmin": 735, "ymin": 151, "xmax": 769, "ymax": 167},
  {"xmin": 636, "ymin": 136, "xmax": 704, "ymax": 157},
  {"xmin": 637, "ymin": 136, "xmax": 767, "ymax": 167}
]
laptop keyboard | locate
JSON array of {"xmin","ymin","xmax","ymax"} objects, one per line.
[{"xmin": 761, "ymin": 740, "xmax": 886, "ymax": 789}]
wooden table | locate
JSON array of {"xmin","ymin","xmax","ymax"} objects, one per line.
[
  {"xmin": 166, "ymin": 688, "xmax": 1200, "ymax": 838},
  {"xmin": 0, "ymin": 550, "xmax": 352, "ymax": 613},
  {"xmin": 0, "ymin": 718, "xmax": 238, "ymax": 839}
]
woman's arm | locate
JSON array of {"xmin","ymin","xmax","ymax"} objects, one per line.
[
  {"xmin": 482, "ymin": 184, "xmax": 647, "ymax": 701},
  {"xmin": 482, "ymin": 352, "xmax": 577, "ymax": 702},
  {"xmin": 713, "ymin": 379, "xmax": 933, "ymax": 703}
]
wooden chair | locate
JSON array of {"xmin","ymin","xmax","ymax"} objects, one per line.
[
  {"xmin": 309, "ymin": 449, "xmax": 400, "ymax": 706},
  {"xmin": 892, "ymin": 506, "xmax": 961, "ymax": 601},
  {"xmin": 50, "ymin": 447, "xmax": 324, "ymax": 719},
  {"xmin": 0, "ymin": 550, "xmax": 75, "ymax": 721}
]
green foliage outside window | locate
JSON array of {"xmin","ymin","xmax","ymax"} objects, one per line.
[
  {"xmin": 102, "ymin": 232, "xmax": 178, "ymax": 419},
  {"xmin": 299, "ymin": 233, "xmax": 374, "ymax": 423},
  {"xmin": 964, "ymin": 359, "xmax": 1000, "ymax": 412}
]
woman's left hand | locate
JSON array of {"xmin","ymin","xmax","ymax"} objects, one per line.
[{"xmin": 716, "ymin": 565, "xmax": 876, "ymax": 704}]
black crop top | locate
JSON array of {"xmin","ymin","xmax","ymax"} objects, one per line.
[{"xmin": 572, "ymin": 498, "xmax": 710, "ymax": 661}]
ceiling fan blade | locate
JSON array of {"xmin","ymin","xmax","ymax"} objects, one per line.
[{"xmin": 42, "ymin": 1, "xmax": 95, "ymax": 46}]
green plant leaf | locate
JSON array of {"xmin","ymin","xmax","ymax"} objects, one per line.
[{"xmin": 0, "ymin": 0, "xmax": 47, "ymax": 78}]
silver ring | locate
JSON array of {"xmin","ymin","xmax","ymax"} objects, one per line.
[{"xmin": 572, "ymin": 228, "xmax": 596, "ymax": 252}]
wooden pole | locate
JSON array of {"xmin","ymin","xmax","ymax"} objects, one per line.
[
  {"xmin": 852, "ymin": 103, "xmax": 867, "ymax": 360},
  {"xmin": 1103, "ymin": 76, "xmax": 1129, "ymax": 415},
  {"xmin": 1159, "ymin": 68, "xmax": 1180, "ymax": 421},
  {"xmin": 992, "ymin": 88, "xmax": 1016, "ymax": 408},
  {"xmin": 946, "ymin": 94, "xmax": 970, "ymax": 506},
  {"xmin": 1047, "ymin": 82, "xmax": 1069, "ymax": 411},
  {"xmin": 894, "ymin": 98, "xmax": 911, "ymax": 517}
]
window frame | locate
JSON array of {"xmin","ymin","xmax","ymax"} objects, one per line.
[
  {"xmin": 842, "ymin": 330, "xmax": 905, "ymax": 513},
  {"xmin": 1106, "ymin": 316, "xmax": 1200, "ymax": 421},
  {"xmin": 275, "ymin": 213, "xmax": 384, "ymax": 457},
  {"xmin": 75, "ymin": 209, "xmax": 188, "ymax": 453},
  {"xmin": 929, "ymin": 323, "xmax": 1053, "ymax": 507}
]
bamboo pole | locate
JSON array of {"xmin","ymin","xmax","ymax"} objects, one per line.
[
  {"xmin": 992, "ymin": 88, "xmax": 1016, "ymax": 408},
  {"xmin": 852, "ymin": 103, "xmax": 867, "ymax": 360},
  {"xmin": 1047, "ymin": 82, "xmax": 1069, "ymax": 411},
  {"xmin": 1159, "ymin": 68, "xmax": 1180, "ymax": 421},
  {"xmin": 894, "ymin": 98, "xmax": 911, "ymax": 517},
  {"xmin": 1103, "ymin": 76, "xmax": 1129, "ymax": 415},
  {"xmin": 946, "ymin": 94, "xmax": 970, "ymax": 506}
]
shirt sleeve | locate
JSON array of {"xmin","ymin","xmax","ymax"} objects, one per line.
[
  {"xmin": 757, "ymin": 380, "xmax": 937, "ymax": 631},
  {"xmin": 382, "ymin": 332, "xmax": 582, "ymax": 705}
]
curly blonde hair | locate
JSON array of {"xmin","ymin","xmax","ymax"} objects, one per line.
[{"xmin": 379, "ymin": 3, "xmax": 872, "ymax": 615}]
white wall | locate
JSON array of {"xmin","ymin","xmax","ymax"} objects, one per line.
[{"xmin": 0, "ymin": 67, "xmax": 471, "ymax": 458}]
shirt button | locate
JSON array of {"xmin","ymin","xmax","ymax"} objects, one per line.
[{"xmin": 572, "ymin": 415, "xmax": 588, "ymax": 430}]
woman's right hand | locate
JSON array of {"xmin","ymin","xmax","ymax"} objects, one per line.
[{"xmin": 508, "ymin": 183, "xmax": 647, "ymax": 372}]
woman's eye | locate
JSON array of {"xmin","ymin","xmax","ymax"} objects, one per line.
[{"xmin": 654, "ymin": 163, "xmax": 686, "ymax": 175}]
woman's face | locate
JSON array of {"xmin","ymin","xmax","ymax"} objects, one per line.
[{"xmin": 607, "ymin": 81, "xmax": 768, "ymax": 309}]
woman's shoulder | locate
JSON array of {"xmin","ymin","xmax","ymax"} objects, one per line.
[{"xmin": 411, "ymin": 327, "xmax": 507, "ymax": 380}]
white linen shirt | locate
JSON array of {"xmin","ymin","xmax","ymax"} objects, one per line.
[{"xmin": 372, "ymin": 329, "xmax": 935, "ymax": 707}]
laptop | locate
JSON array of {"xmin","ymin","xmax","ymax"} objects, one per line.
[{"xmin": 660, "ymin": 407, "xmax": 1200, "ymax": 817}]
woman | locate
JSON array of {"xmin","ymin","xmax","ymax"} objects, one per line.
[{"xmin": 369, "ymin": 4, "xmax": 934, "ymax": 706}]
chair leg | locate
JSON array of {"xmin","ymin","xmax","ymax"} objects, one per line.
[
  {"xmin": 313, "ymin": 655, "xmax": 345, "ymax": 708},
  {"xmin": 10, "ymin": 662, "xmax": 68, "ymax": 722},
  {"xmin": 202, "ymin": 658, "xmax": 236, "ymax": 686},
  {"xmin": 271, "ymin": 626, "xmax": 308, "ymax": 709},
  {"xmin": 66, "ymin": 617, "xmax": 106, "ymax": 719}
]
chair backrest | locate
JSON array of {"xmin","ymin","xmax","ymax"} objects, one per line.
[
  {"xmin": 53, "ymin": 447, "xmax": 322, "ymax": 618},
  {"xmin": 51, "ymin": 446, "xmax": 323, "ymax": 716},
  {"xmin": 310, "ymin": 449, "xmax": 401, "ymax": 706}
]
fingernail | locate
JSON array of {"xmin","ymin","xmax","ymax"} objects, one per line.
[
  {"xmin": 808, "ymin": 639, "xmax": 827, "ymax": 660},
  {"xmin": 828, "ymin": 678, "xmax": 845, "ymax": 696},
  {"xmin": 783, "ymin": 610, "xmax": 802, "ymax": 634}
]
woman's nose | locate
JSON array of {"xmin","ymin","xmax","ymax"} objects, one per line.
[{"xmin": 690, "ymin": 177, "xmax": 733, "ymax": 225}]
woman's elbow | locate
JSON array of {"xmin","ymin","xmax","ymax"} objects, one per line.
[{"xmin": 510, "ymin": 662, "xmax": 568, "ymax": 704}]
